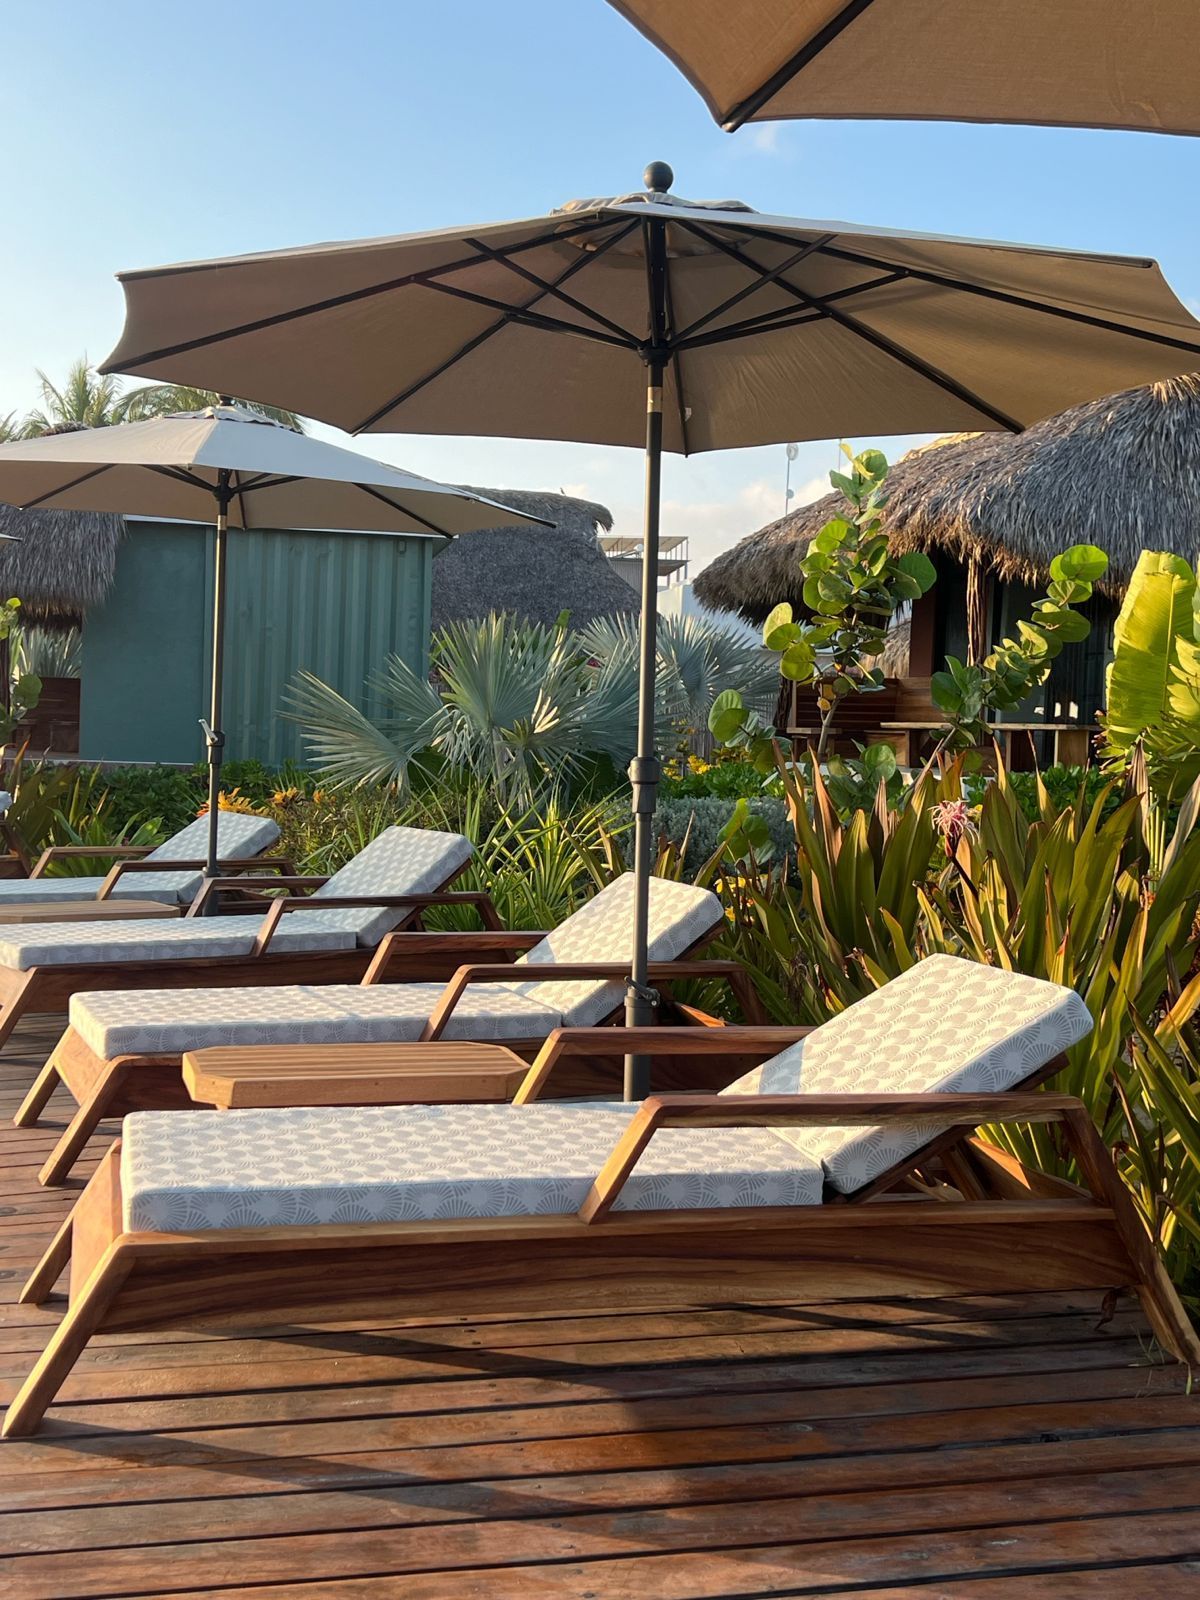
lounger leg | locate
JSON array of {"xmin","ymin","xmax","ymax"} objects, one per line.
[
  {"xmin": 38, "ymin": 1063, "xmax": 128, "ymax": 1187},
  {"xmin": 0, "ymin": 972, "xmax": 36, "ymax": 1054},
  {"xmin": 20, "ymin": 1206, "xmax": 76, "ymax": 1305},
  {"xmin": 14, "ymin": 1058, "xmax": 61, "ymax": 1128},
  {"xmin": 3, "ymin": 1252, "xmax": 131, "ymax": 1437},
  {"xmin": 1063, "ymin": 1107, "xmax": 1200, "ymax": 1368}
]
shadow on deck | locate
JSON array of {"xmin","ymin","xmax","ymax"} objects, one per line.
[{"xmin": 0, "ymin": 1017, "xmax": 1197, "ymax": 1598}]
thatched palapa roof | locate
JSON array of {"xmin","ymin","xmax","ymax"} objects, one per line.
[
  {"xmin": 0, "ymin": 503, "xmax": 124, "ymax": 629},
  {"xmin": 694, "ymin": 376, "xmax": 1200, "ymax": 623},
  {"xmin": 432, "ymin": 487, "xmax": 636, "ymax": 630}
]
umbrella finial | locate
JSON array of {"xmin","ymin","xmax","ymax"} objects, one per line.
[{"xmin": 643, "ymin": 161, "xmax": 674, "ymax": 195}]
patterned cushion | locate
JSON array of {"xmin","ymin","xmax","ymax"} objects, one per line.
[
  {"xmin": 72, "ymin": 980, "xmax": 564, "ymax": 1058},
  {"xmin": 505, "ymin": 874, "xmax": 723, "ymax": 1026},
  {"xmin": 307, "ymin": 827, "xmax": 474, "ymax": 946},
  {"xmin": 120, "ymin": 1101, "xmax": 823, "ymax": 1231},
  {"xmin": 0, "ymin": 813, "xmax": 282, "ymax": 908},
  {"xmin": 721, "ymin": 956, "xmax": 1092, "ymax": 1194},
  {"xmin": 0, "ymin": 914, "xmax": 357, "ymax": 972}
]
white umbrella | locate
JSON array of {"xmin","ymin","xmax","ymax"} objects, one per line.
[
  {"xmin": 608, "ymin": 0, "xmax": 1200, "ymax": 135},
  {"xmin": 101, "ymin": 168, "xmax": 1200, "ymax": 1091},
  {"xmin": 0, "ymin": 406, "xmax": 542, "ymax": 885}
]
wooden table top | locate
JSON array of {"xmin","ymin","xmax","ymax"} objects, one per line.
[
  {"xmin": 0, "ymin": 897, "xmax": 182, "ymax": 924},
  {"xmin": 182, "ymin": 1041, "xmax": 532, "ymax": 1109}
]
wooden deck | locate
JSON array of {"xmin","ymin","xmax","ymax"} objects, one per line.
[{"xmin": 0, "ymin": 1017, "xmax": 1198, "ymax": 1598}]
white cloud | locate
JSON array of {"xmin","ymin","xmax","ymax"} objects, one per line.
[{"xmin": 748, "ymin": 125, "xmax": 782, "ymax": 156}]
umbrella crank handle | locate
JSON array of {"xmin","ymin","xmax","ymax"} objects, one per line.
[{"xmin": 198, "ymin": 719, "xmax": 226, "ymax": 756}]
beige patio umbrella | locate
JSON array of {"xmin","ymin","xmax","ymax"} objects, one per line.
[
  {"xmin": 101, "ymin": 167, "xmax": 1200, "ymax": 1091},
  {"xmin": 608, "ymin": 1, "xmax": 1200, "ymax": 134},
  {"xmin": 0, "ymin": 406, "xmax": 540, "ymax": 888}
]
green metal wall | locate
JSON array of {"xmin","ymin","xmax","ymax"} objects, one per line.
[{"xmin": 80, "ymin": 520, "xmax": 432, "ymax": 766}]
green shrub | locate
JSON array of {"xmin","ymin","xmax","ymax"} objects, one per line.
[
  {"xmin": 655, "ymin": 796, "xmax": 790, "ymax": 877},
  {"xmin": 1007, "ymin": 764, "xmax": 1118, "ymax": 824}
]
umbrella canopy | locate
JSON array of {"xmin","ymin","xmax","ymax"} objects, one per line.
[
  {"xmin": 0, "ymin": 405, "xmax": 536, "ymax": 537},
  {"xmin": 608, "ymin": 1, "xmax": 1200, "ymax": 135},
  {"xmin": 99, "ymin": 167, "xmax": 1200, "ymax": 1092},
  {"xmin": 102, "ymin": 187, "xmax": 1200, "ymax": 452},
  {"xmin": 695, "ymin": 374, "xmax": 1200, "ymax": 623},
  {"xmin": 0, "ymin": 407, "xmax": 541, "ymax": 881}
]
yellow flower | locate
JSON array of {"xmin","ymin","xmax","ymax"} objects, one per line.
[{"xmin": 311, "ymin": 789, "xmax": 327, "ymax": 805}]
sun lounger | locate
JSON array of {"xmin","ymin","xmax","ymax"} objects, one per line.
[
  {"xmin": 21, "ymin": 874, "xmax": 746, "ymax": 1183},
  {"xmin": 0, "ymin": 812, "xmax": 284, "ymax": 908},
  {"xmin": 0, "ymin": 825, "xmax": 489, "ymax": 1053},
  {"xmin": 9, "ymin": 955, "xmax": 1195, "ymax": 1436}
]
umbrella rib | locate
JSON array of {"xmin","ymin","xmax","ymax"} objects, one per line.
[
  {"xmin": 101, "ymin": 216, "xmax": 621, "ymax": 374},
  {"xmin": 463, "ymin": 237, "xmax": 641, "ymax": 344},
  {"xmin": 354, "ymin": 483, "xmax": 453, "ymax": 538},
  {"xmin": 676, "ymin": 220, "xmax": 1023, "ymax": 430},
  {"xmin": 673, "ymin": 271, "xmax": 906, "ymax": 351},
  {"xmin": 420, "ymin": 280, "xmax": 631, "ymax": 348},
  {"xmin": 351, "ymin": 220, "xmax": 642, "ymax": 433},
  {"xmin": 18, "ymin": 463, "xmax": 115, "ymax": 511},
  {"xmin": 673, "ymin": 234, "xmax": 836, "ymax": 341},
  {"xmin": 721, "ymin": 0, "xmax": 881, "ymax": 131},
  {"xmin": 810, "ymin": 237, "xmax": 1200, "ymax": 357}
]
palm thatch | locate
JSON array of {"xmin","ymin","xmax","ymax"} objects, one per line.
[
  {"xmin": 431, "ymin": 487, "xmax": 637, "ymax": 630},
  {"xmin": 0, "ymin": 503, "xmax": 124, "ymax": 629},
  {"xmin": 695, "ymin": 376, "xmax": 1200, "ymax": 623}
]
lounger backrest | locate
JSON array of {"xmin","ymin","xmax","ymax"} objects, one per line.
[
  {"xmin": 502, "ymin": 873, "xmax": 724, "ymax": 1027},
  {"xmin": 721, "ymin": 955, "xmax": 1093, "ymax": 1195},
  {"xmin": 306, "ymin": 825, "xmax": 474, "ymax": 946},
  {"xmin": 137, "ymin": 813, "xmax": 282, "ymax": 899}
]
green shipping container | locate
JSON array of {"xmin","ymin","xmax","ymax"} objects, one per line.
[{"xmin": 79, "ymin": 519, "xmax": 432, "ymax": 766}]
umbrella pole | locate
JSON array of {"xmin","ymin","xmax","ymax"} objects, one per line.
[
  {"xmin": 201, "ymin": 470, "xmax": 232, "ymax": 905},
  {"xmin": 624, "ymin": 214, "xmax": 670, "ymax": 1100}
]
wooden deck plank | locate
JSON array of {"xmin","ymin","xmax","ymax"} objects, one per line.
[{"xmin": 0, "ymin": 1016, "xmax": 1195, "ymax": 1599}]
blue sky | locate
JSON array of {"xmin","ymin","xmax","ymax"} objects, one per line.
[{"xmin": 4, "ymin": 1, "xmax": 1199, "ymax": 573}]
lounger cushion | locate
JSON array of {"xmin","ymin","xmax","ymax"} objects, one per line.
[
  {"xmin": 120, "ymin": 1101, "xmax": 824, "ymax": 1230},
  {"xmin": 306, "ymin": 826, "xmax": 473, "ymax": 946},
  {"xmin": 722, "ymin": 956, "xmax": 1093, "ymax": 1194},
  {"xmin": 0, "ymin": 914, "xmax": 357, "ymax": 972},
  {"xmin": 72, "ymin": 981, "xmax": 564, "ymax": 1058},
  {"xmin": 506, "ymin": 873, "xmax": 724, "ymax": 1026},
  {"xmin": 0, "ymin": 813, "xmax": 281, "ymax": 908},
  {"xmin": 70, "ymin": 872, "xmax": 725, "ymax": 1056}
]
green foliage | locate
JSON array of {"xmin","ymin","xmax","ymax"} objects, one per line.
[
  {"xmin": 9, "ymin": 358, "xmax": 303, "ymax": 437},
  {"xmin": 821, "ymin": 743, "xmax": 906, "ymax": 817},
  {"xmin": 1007, "ymin": 765, "xmax": 1120, "ymax": 825},
  {"xmin": 654, "ymin": 795, "xmax": 790, "ymax": 877},
  {"xmin": 748, "ymin": 446, "xmax": 935, "ymax": 759},
  {"xmin": 287, "ymin": 611, "xmax": 769, "ymax": 802},
  {"xmin": 11, "ymin": 625, "xmax": 80, "ymax": 680},
  {"xmin": 706, "ymin": 752, "xmax": 1200, "ymax": 1298},
  {"xmin": 1101, "ymin": 550, "xmax": 1200, "ymax": 804},
  {"xmin": 930, "ymin": 544, "xmax": 1107, "ymax": 744}
]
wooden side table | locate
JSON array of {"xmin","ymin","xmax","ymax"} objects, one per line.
[
  {"xmin": 0, "ymin": 898, "xmax": 182, "ymax": 924},
  {"xmin": 182, "ymin": 1042, "xmax": 532, "ymax": 1109}
]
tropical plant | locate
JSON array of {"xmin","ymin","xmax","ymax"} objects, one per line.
[
  {"xmin": 579, "ymin": 612, "xmax": 778, "ymax": 735},
  {"xmin": 21, "ymin": 359, "xmax": 125, "ymax": 435},
  {"xmin": 1101, "ymin": 550, "xmax": 1200, "ymax": 805},
  {"xmin": 749, "ymin": 446, "xmax": 936, "ymax": 759},
  {"xmin": 930, "ymin": 543, "xmax": 1109, "ymax": 746},
  {"xmin": 11, "ymin": 625, "xmax": 80, "ymax": 680},
  {"xmin": 116, "ymin": 383, "xmax": 303, "ymax": 432},
  {"xmin": 285, "ymin": 611, "xmax": 750, "ymax": 801}
]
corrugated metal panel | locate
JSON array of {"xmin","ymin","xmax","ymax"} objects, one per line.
[{"xmin": 80, "ymin": 521, "xmax": 432, "ymax": 766}]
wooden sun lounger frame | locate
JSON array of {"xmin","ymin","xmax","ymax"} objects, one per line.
[
  {"xmin": 19, "ymin": 930, "xmax": 760, "ymax": 1186},
  {"xmin": 0, "ymin": 860, "xmax": 495, "ymax": 1054},
  {"xmin": 7, "ymin": 1049, "xmax": 1197, "ymax": 1436}
]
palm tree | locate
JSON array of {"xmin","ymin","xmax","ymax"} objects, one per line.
[
  {"xmin": 21, "ymin": 358, "xmax": 125, "ymax": 435},
  {"xmin": 117, "ymin": 383, "xmax": 303, "ymax": 432},
  {"xmin": 16, "ymin": 360, "xmax": 304, "ymax": 437}
]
